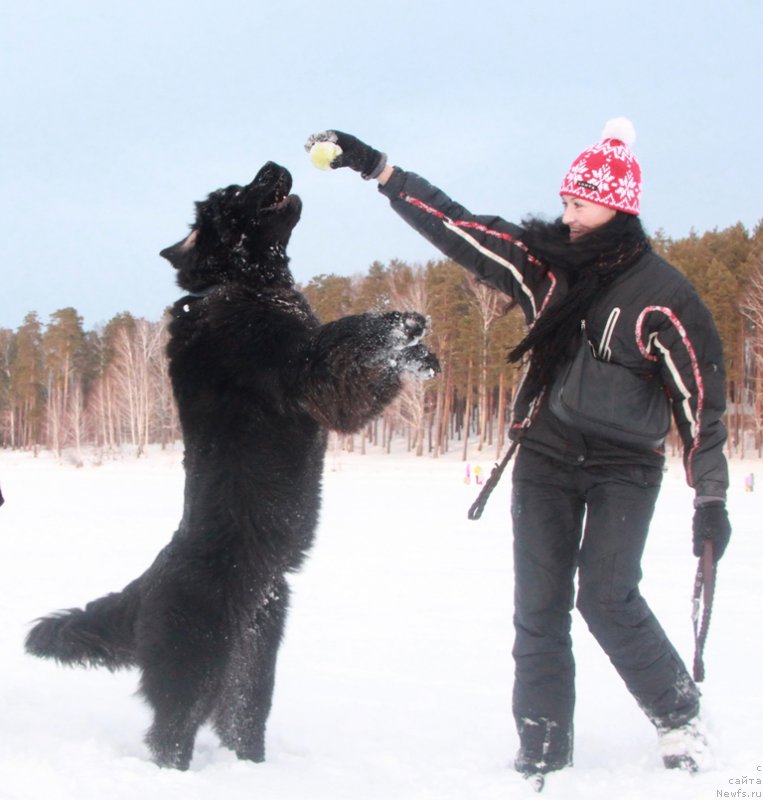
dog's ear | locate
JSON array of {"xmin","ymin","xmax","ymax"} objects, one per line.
[{"xmin": 160, "ymin": 230, "xmax": 198, "ymax": 267}]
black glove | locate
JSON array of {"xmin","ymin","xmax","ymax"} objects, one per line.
[
  {"xmin": 305, "ymin": 130, "xmax": 387, "ymax": 180},
  {"xmin": 692, "ymin": 501, "xmax": 731, "ymax": 561}
]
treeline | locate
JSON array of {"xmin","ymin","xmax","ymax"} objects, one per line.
[
  {"xmin": 0, "ymin": 311, "xmax": 178, "ymax": 458},
  {"xmin": 1, "ymin": 221, "xmax": 762, "ymax": 459}
]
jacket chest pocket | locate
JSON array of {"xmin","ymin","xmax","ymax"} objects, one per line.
[{"xmin": 585, "ymin": 306, "xmax": 651, "ymax": 372}]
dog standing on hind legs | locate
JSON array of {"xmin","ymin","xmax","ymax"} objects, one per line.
[{"xmin": 25, "ymin": 161, "xmax": 439, "ymax": 770}]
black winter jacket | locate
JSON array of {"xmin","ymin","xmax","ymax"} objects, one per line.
[{"xmin": 379, "ymin": 168, "xmax": 728, "ymax": 501}]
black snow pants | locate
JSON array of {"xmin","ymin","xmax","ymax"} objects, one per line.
[{"xmin": 510, "ymin": 446, "xmax": 700, "ymax": 772}]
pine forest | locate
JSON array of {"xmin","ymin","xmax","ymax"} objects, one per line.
[{"xmin": 1, "ymin": 221, "xmax": 762, "ymax": 461}]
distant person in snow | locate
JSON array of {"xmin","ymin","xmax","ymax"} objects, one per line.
[
  {"xmin": 306, "ymin": 121, "xmax": 731, "ymax": 782},
  {"xmin": 0, "ymin": 481, "xmax": 4, "ymax": 507}
]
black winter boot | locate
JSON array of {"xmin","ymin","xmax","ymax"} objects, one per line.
[
  {"xmin": 657, "ymin": 716, "xmax": 712, "ymax": 773},
  {"xmin": 514, "ymin": 717, "xmax": 573, "ymax": 778}
]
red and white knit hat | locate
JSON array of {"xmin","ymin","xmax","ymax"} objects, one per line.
[{"xmin": 560, "ymin": 118, "xmax": 641, "ymax": 215}]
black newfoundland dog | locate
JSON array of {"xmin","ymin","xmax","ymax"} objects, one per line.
[{"xmin": 25, "ymin": 162, "xmax": 438, "ymax": 770}]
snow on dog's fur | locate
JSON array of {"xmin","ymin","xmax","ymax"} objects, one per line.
[{"xmin": 25, "ymin": 161, "xmax": 438, "ymax": 770}]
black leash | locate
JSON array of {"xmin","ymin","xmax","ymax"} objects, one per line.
[
  {"xmin": 691, "ymin": 540, "xmax": 716, "ymax": 683},
  {"xmin": 467, "ymin": 440, "xmax": 520, "ymax": 521}
]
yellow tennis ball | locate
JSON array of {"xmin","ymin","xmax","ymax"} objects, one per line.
[{"xmin": 309, "ymin": 141, "xmax": 342, "ymax": 170}]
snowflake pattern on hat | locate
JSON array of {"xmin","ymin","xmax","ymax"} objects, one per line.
[{"xmin": 560, "ymin": 135, "xmax": 641, "ymax": 215}]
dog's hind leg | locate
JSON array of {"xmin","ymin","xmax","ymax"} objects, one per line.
[
  {"xmin": 137, "ymin": 594, "xmax": 228, "ymax": 769},
  {"xmin": 143, "ymin": 689, "xmax": 208, "ymax": 770},
  {"xmin": 213, "ymin": 578, "xmax": 290, "ymax": 762},
  {"xmin": 140, "ymin": 637, "xmax": 217, "ymax": 769},
  {"xmin": 141, "ymin": 637, "xmax": 227, "ymax": 769}
]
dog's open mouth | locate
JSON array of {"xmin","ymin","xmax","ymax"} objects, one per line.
[
  {"xmin": 262, "ymin": 188, "xmax": 302, "ymax": 220},
  {"xmin": 264, "ymin": 192, "xmax": 298, "ymax": 212},
  {"xmin": 263, "ymin": 184, "xmax": 290, "ymax": 211},
  {"xmin": 248, "ymin": 163, "xmax": 303, "ymax": 239},
  {"xmin": 254, "ymin": 163, "xmax": 297, "ymax": 213}
]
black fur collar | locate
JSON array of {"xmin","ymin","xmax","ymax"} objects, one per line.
[{"xmin": 509, "ymin": 213, "xmax": 649, "ymax": 402}]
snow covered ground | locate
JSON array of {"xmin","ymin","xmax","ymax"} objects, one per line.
[{"xmin": 0, "ymin": 441, "xmax": 760, "ymax": 799}]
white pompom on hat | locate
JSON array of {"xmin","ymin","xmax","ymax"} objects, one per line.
[
  {"xmin": 600, "ymin": 116, "xmax": 637, "ymax": 146},
  {"xmin": 560, "ymin": 117, "xmax": 642, "ymax": 215}
]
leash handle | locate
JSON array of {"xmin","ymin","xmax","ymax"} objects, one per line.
[
  {"xmin": 692, "ymin": 539, "xmax": 716, "ymax": 683},
  {"xmin": 467, "ymin": 440, "xmax": 519, "ymax": 521}
]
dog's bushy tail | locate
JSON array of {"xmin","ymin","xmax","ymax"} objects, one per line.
[{"xmin": 25, "ymin": 581, "xmax": 141, "ymax": 671}]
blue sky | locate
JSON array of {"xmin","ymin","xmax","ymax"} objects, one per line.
[{"xmin": 1, "ymin": 0, "xmax": 760, "ymax": 330}]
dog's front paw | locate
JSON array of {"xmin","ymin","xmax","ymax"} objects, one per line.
[
  {"xmin": 396, "ymin": 344, "xmax": 441, "ymax": 379},
  {"xmin": 383, "ymin": 311, "xmax": 428, "ymax": 349}
]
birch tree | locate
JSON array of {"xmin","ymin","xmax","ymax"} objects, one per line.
[
  {"xmin": 43, "ymin": 307, "xmax": 89, "ymax": 455},
  {"xmin": 9, "ymin": 312, "xmax": 45, "ymax": 450},
  {"xmin": 0, "ymin": 328, "xmax": 13, "ymax": 447},
  {"xmin": 464, "ymin": 274, "xmax": 512, "ymax": 451},
  {"xmin": 741, "ymin": 249, "xmax": 763, "ymax": 454},
  {"xmin": 387, "ymin": 262, "xmax": 431, "ymax": 456}
]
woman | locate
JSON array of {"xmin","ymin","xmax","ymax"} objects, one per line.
[{"xmin": 305, "ymin": 121, "xmax": 731, "ymax": 780}]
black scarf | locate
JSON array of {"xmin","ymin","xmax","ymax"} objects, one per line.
[{"xmin": 508, "ymin": 212, "xmax": 649, "ymax": 402}]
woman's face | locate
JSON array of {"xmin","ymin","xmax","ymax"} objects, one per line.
[{"xmin": 561, "ymin": 195, "xmax": 617, "ymax": 240}]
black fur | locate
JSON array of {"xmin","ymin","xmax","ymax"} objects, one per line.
[{"xmin": 25, "ymin": 162, "xmax": 438, "ymax": 770}]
